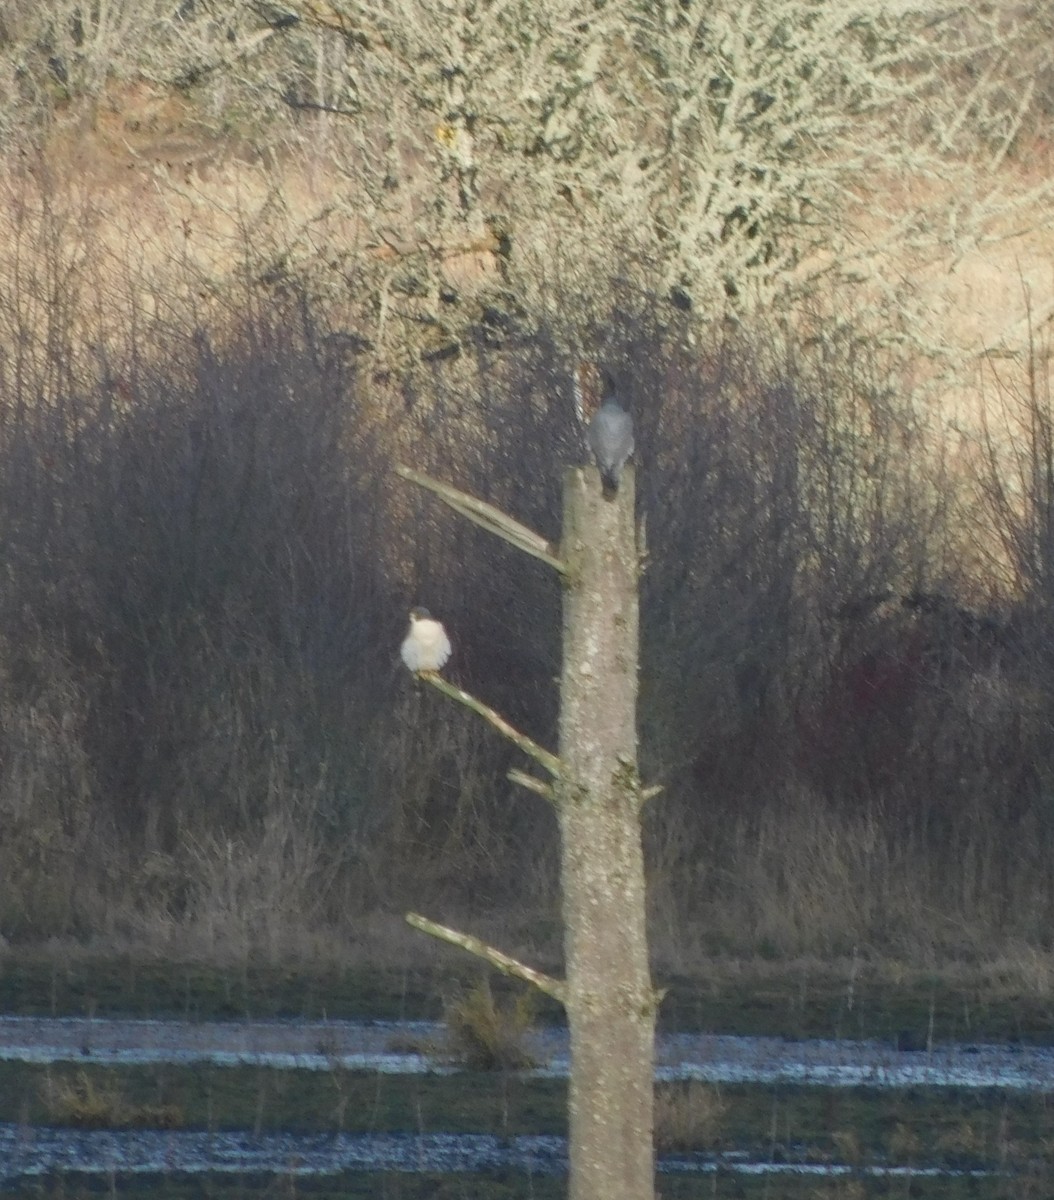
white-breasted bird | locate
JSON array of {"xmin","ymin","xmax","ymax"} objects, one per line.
[
  {"xmin": 400, "ymin": 607, "xmax": 452, "ymax": 674},
  {"xmin": 586, "ymin": 375, "xmax": 634, "ymax": 500}
]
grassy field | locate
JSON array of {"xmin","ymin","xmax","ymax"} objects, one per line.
[{"xmin": 3, "ymin": 954, "xmax": 1053, "ymax": 1045}]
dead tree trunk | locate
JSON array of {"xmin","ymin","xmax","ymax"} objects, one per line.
[
  {"xmin": 396, "ymin": 459, "xmax": 658, "ymax": 1200},
  {"xmin": 558, "ymin": 464, "xmax": 655, "ymax": 1200}
]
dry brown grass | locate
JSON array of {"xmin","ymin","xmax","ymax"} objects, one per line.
[
  {"xmin": 936, "ymin": 1117, "xmax": 991, "ymax": 1160},
  {"xmin": 653, "ymin": 1080, "xmax": 727, "ymax": 1153},
  {"xmin": 647, "ymin": 776, "xmax": 1054, "ymax": 966},
  {"xmin": 442, "ymin": 979, "xmax": 540, "ymax": 1071},
  {"xmin": 41, "ymin": 1069, "xmax": 183, "ymax": 1129},
  {"xmin": 887, "ymin": 1120, "xmax": 922, "ymax": 1162}
]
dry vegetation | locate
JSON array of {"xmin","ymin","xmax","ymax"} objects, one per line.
[
  {"xmin": 41, "ymin": 1068, "xmax": 184, "ymax": 1128},
  {"xmin": 442, "ymin": 979, "xmax": 540, "ymax": 1070},
  {"xmin": 0, "ymin": 1, "xmax": 1051, "ymax": 980},
  {"xmin": 653, "ymin": 1081, "xmax": 727, "ymax": 1154}
]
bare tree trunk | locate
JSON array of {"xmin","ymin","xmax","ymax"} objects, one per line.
[
  {"xmin": 398, "ymin": 459, "xmax": 658, "ymax": 1199},
  {"xmin": 558, "ymin": 464, "xmax": 655, "ymax": 1200}
]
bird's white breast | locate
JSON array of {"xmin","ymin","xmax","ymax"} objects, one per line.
[{"xmin": 401, "ymin": 618, "xmax": 452, "ymax": 672}]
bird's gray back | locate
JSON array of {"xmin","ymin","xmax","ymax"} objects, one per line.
[{"xmin": 588, "ymin": 400, "xmax": 634, "ymax": 465}]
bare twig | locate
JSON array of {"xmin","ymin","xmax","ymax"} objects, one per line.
[
  {"xmin": 420, "ymin": 671, "xmax": 562, "ymax": 777},
  {"xmin": 508, "ymin": 766, "xmax": 555, "ymax": 802},
  {"xmin": 395, "ymin": 465, "xmax": 566, "ymax": 574},
  {"xmin": 406, "ymin": 912, "xmax": 566, "ymax": 1004}
]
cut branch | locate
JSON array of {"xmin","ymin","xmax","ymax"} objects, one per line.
[
  {"xmin": 406, "ymin": 912, "xmax": 567, "ymax": 1004},
  {"xmin": 420, "ymin": 671, "xmax": 562, "ymax": 777},
  {"xmin": 508, "ymin": 767, "xmax": 555, "ymax": 802},
  {"xmin": 396, "ymin": 465, "xmax": 566, "ymax": 574}
]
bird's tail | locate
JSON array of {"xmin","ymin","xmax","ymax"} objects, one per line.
[{"xmin": 600, "ymin": 471, "xmax": 619, "ymax": 500}]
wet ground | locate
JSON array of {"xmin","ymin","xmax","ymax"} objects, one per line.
[
  {"xmin": 1, "ymin": 1015, "xmax": 1049, "ymax": 1182},
  {"xmin": 0, "ymin": 1126, "xmax": 568, "ymax": 1182},
  {"xmin": 0, "ymin": 1123, "xmax": 995, "ymax": 1182}
]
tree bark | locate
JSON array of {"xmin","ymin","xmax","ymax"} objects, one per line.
[{"xmin": 557, "ymin": 464, "xmax": 655, "ymax": 1200}]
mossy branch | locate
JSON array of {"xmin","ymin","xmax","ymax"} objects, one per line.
[
  {"xmin": 395, "ymin": 464, "xmax": 567, "ymax": 575},
  {"xmin": 406, "ymin": 912, "xmax": 567, "ymax": 1005},
  {"xmin": 420, "ymin": 671, "xmax": 562, "ymax": 778}
]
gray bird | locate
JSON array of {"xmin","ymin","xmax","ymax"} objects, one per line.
[{"xmin": 586, "ymin": 376, "xmax": 634, "ymax": 499}]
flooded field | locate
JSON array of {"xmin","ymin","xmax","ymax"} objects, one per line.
[
  {"xmin": 0, "ymin": 1015, "xmax": 1051, "ymax": 1188},
  {"xmin": 0, "ymin": 1122, "xmax": 997, "ymax": 1182},
  {"xmin": 0, "ymin": 1125, "xmax": 567, "ymax": 1182}
]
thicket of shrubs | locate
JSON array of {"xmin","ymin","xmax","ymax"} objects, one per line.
[{"xmin": 0, "ymin": 171, "xmax": 1052, "ymax": 967}]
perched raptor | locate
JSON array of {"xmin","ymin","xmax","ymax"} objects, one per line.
[
  {"xmin": 586, "ymin": 377, "xmax": 634, "ymax": 499},
  {"xmin": 400, "ymin": 607, "xmax": 452, "ymax": 674}
]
